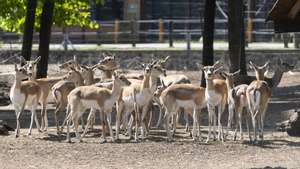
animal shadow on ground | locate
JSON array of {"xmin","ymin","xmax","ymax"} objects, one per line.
[
  {"xmin": 248, "ymin": 166, "xmax": 287, "ymax": 169},
  {"xmin": 242, "ymin": 138, "xmax": 300, "ymax": 149}
]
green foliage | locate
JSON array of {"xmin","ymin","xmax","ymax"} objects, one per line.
[{"xmin": 0, "ymin": 0, "xmax": 104, "ymax": 33}]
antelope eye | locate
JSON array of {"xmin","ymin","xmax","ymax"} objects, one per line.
[{"xmin": 68, "ymin": 62, "xmax": 72, "ymax": 65}]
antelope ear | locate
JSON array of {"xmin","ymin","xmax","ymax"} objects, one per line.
[
  {"xmin": 213, "ymin": 66, "xmax": 223, "ymax": 74},
  {"xmin": 81, "ymin": 65, "xmax": 89, "ymax": 70},
  {"xmin": 69, "ymin": 67, "xmax": 76, "ymax": 71},
  {"xmin": 161, "ymin": 56, "xmax": 170, "ymax": 64},
  {"xmin": 20, "ymin": 56, "xmax": 27, "ymax": 64},
  {"xmin": 219, "ymin": 72, "xmax": 227, "ymax": 79},
  {"xmin": 73, "ymin": 55, "xmax": 79, "ymax": 62},
  {"xmin": 263, "ymin": 61, "xmax": 269, "ymax": 67},
  {"xmin": 249, "ymin": 61, "xmax": 256, "ymax": 70},
  {"xmin": 196, "ymin": 63, "xmax": 203, "ymax": 70},
  {"xmin": 34, "ymin": 56, "xmax": 41, "ymax": 64},
  {"xmin": 91, "ymin": 64, "xmax": 98, "ymax": 70},
  {"xmin": 141, "ymin": 63, "xmax": 146, "ymax": 69},
  {"xmin": 161, "ymin": 80, "xmax": 166, "ymax": 88},
  {"xmin": 112, "ymin": 71, "xmax": 118, "ymax": 78},
  {"xmin": 213, "ymin": 60, "xmax": 221, "ymax": 67},
  {"xmin": 264, "ymin": 68, "xmax": 270, "ymax": 77},
  {"xmin": 233, "ymin": 70, "xmax": 240, "ymax": 76}
]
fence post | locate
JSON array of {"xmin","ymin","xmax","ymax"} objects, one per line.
[
  {"xmin": 168, "ymin": 20, "xmax": 173, "ymax": 47},
  {"xmin": 186, "ymin": 32, "xmax": 191, "ymax": 50},
  {"xmin": 131, "ymin": 19, "xmax": 136, "ymax": 47},
  {"xmin": 159, "ymin": 18, "xmax": 164, "ymax": 42},
  {"xmin": 97, "ymin": 30, "xmax": 101, "ymax": 46},
  {"xmin": 114, "ymin": 19, "xmax": 120, "ymax": 43},
  {"xmin": 82, "ymin": 27, "xmax": 86, "ymax": 44}
]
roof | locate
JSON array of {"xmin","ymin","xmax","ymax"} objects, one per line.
[{"xmin": 268, "ymin": 0, "xmax": 300, "ymax": 33}]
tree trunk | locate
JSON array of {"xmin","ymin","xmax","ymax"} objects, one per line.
[
  {"xmin": 228, "ymin": 0, "xmax": 245, "ymax": 73},
  {"xmin": 21, "ymin": 0, "xmax": 37, "ymax": 62},
  {"xmin": 37, "ymin": 0, "xmax": 54, "ymax": 78},
  {"xmin": 111, "ymin": 0, "xmax": 121, "ymax": 19},
  {"xmin": 201, "ymin": 0, "xmax": 216, "ymax": 87}
]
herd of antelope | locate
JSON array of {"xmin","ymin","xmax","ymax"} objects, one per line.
[{"xmin": 9, "ymin": 54, "xmax": 295, "ymax": 144}]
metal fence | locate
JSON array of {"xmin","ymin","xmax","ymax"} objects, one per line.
[{"xmin": 0, "ymin": 18, "xmax": 278, "ymax": 48}]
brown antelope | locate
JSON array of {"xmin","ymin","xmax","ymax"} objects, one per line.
[
  {"xmin": 58, "ymin": 55, "xmax": 80, "ymax": 71},
  {"xmin": 54, "ymin": 56, "xmax": 118, "ymax": 134},
  {"xmin": 235, "ymin": 58, "xmax": 294, "ymax": 89},
  {"xmin": 159, "ymin": 83, "xmax": 206, "ymax": 141},
  {"xmin": 66, "ymin": 73, "xmax": 131, "ymax": 143},
  {"xmin": 116, "ymin": 61, "xmax": 166, "ymax": 141},
  {"xmin": 221, "ymin": 70, "xmax": 251, "ymax": 141},
  {"xmin": 10, "ymin": 65, "xmax": 41, "ymax": 137},
  {"xmin": 246, "ymin": 61, "xmax": 271, "ymax": 143},
  {"xmin": 154, "ymin": 75, "xmax": 192, "ymax": 129},
  {"xmin": 154, "ymin": 81, "xmax": 192, "ymax": 134},
  {"xmin": 202, "ymin": 61, "xmax": 228, "ymax": 142},
  {"xmin": 21, "ymin": 56, "xmax": 61, "ymax": 131},
  {"xmin": 52, "ymin": 67, "xmax": 85, "ymax": 134}
]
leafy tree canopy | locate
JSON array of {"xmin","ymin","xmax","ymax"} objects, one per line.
[{"xmin": 0, "ymin": 0, "xmax": 103, "ymax": 33}]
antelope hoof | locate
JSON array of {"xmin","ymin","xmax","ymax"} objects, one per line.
[
  {"xmin": 100, "ymin": 138, "xmax": 107, "ymax": 144},
  {"xmin": 27, "ymin": 132, "xmax": 32, "ymax": 136},
  {"xmin": 166, "ymin": 138, "xmax": 173, "ymax": 142},
  {"xmin": 132, "ymin": 139, "xmax": 139, "ymax": 143}
]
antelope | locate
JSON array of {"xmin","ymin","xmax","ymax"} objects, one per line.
[
  {"xmin": 116, "ymin": 61, "xmax": 166, "ymax": 141},
  {"xmin": 53, "ymin": 56, "xmax": 118, "ymax": 133},
  {"xmin": 201, "ymin": 61, "xmax": 228, "ymax": 142},
  {"xmin": 221, "ymin": 70, "xmax": 251, "ymax": 141},
  {"xmin": 154, "ymin": 75, "xmax": 192, "ymax": 129},
  {"xmin": 10, "ymin": 65, "xmax": 41, "ymax": 137},
  {"xmin": 52, "ymin": 67, "xmax": 85, "ymax": 134},
  {"xmin": 159, "ymin": 83, "xmax": 206, "ymax": 141},
  {"xmin": 66, "ymin": 73, "xmax": 131, "ymax": 143},
  {"xmin": 246, "ymin": 61, "xmax": 271, "ymax": 143},
  {"xmin": 21, "ymin": 56, "xmax": 62, "ymax": 131},
  {"xmin": 154, "ymin": 80, "xmax": 192, "ymax": 135},
  {"xmin": 235, "ymin": 58, "xmax": 294, "ymax": 89},
  {"xmin": 58, "ymin": 55, "xmax": 80, "ymax": 71}
]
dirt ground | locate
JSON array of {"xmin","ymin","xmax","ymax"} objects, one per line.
[{"xmin": 0, "ymin": 65, "xmax": 300, "ymax": 169}]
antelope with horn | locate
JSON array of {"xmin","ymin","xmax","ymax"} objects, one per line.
[
  {"xmin": 246, "ymin": 61, "xmax": 271, "ymax": 143},
  {"xmin": 116, "ymin": 60, "xmax": 166, "ymax": 141},
  {"xmin": 53, "ymin": 57, "xmax": 118, "ymax": 134},
  {"xmin": 220, "ymin": 70, "xmax": 251, "ymax": 141},
  {"xmin": 20, "ymin": 56, "xmax": 62, "ymax": 131},
  {"xmin": 10, "ymin": 65, "xmax": 41, "ymax": 137},
  {"xmin": 201, "ymin": 61, "xmax": 228, "ymax": 142},
  {"xmin": 159, "ymin": 82, "xmax": 206, "ymax": 141},
  {"xmin": 66, "ymin": 73, "xmax": 131, "ymax": 143}
]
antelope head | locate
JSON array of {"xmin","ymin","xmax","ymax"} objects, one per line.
[
  {"xmin": 20, "ymin": 56, "xmax": 41, "ymax": 78},
  {"xmin": 201, "ymin": 60, "xmax": 223, "ymax": 80},
  {"xmin": 249, "ymin": 61, "xmax": 269, "ymax": 81},
  {"xmin": 97, "ymin": 53, "xmax": 118, "ymax": 70}
]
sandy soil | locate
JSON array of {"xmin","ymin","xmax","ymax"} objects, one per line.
[{"xmin": 0, "ymin": 65, "xmax": 300, "ymax": 169}]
